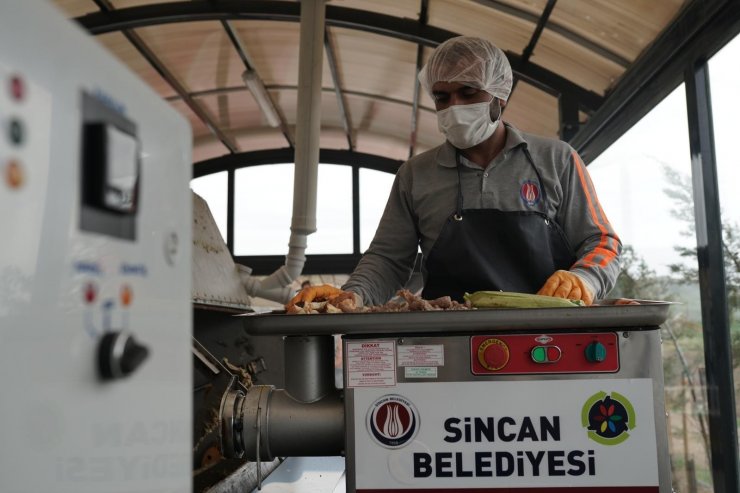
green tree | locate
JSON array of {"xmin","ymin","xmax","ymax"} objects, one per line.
[
  {"xmin": 662, "ymin": 165, "xmax": 740, "ymax": 365},
  {"xmin": 664, "ymin": 165, "xmax": 740, "ymax": 314},
  {"xmin": 611, "ymin": 245, "xmax": 671, "ymax": 300}
]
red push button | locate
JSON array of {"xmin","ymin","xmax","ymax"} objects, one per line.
[{"xmin": 477, "ymin": 338, "xmax": 510, "ymax": 371}]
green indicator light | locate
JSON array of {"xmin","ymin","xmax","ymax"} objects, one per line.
[{"xmin": 531, "ymin": 346, "xmax": 547, "ymax": 363}]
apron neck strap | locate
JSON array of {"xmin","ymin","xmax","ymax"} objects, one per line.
[
  {"xmin": 454, "ymin": 145, "xmax": 549, "ymax": 218},
  {"xmin": 455, "ymin": 151, "xmax": 464, "ymax": 217}
]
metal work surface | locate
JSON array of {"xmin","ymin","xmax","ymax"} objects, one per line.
[{"xmin": 241, "ymin": 301, "xmax": 673, "ymax": 336}]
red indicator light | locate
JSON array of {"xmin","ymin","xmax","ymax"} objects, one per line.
[
  {"xmin": 84, "ymin": 283, "xmax": 97, "ymax": 304},
  {"xmin": 10, "ymin": 75, "xmax": 24, "ymax": 102}
]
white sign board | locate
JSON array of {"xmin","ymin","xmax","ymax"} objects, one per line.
[{"xmin": 353, "ymin": 379, "xmax": 658, "ymax": 491}]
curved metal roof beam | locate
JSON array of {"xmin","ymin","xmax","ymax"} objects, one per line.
[
  {"xmin": 168, "ymin": 84, "xmax": 438, "ymax": 114},
  {"xmin": 192, "ymin": 147, "xmax": 404, "ymax": 178},
  {"xmin": 76, "ymin": 0, "xmax": 604, "ymax": 112}
]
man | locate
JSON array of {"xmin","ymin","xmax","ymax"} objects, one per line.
[{"xmin": 289, "ymin": 36, "xmax": 620, "ymax": 308}]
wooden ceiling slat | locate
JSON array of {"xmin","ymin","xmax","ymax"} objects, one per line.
[
  {"xmin": 327, "ymin": 0, "xmax": 420, "ymax": 20},
  {"xmin": 429, "ymin": 0, "xmax": 536, "ymax": 54},
  {"xmin": 548, "ymin": 0, "xmax": 687, "ymax": 63},
  {"xmin": 344, "ymin": 94, "xmax": 421, "ymax": 161},
  {"xmin": 230, "ymin": 21, "xmax": 334, "ymax": 88},
  {"xmin": 504, "ymin": 81, "xmax": 559, "ymax": 138},
  {"xmin": 531, "ymin": 29, "xmax": 624, "ymax": 94},
  {"xmin": 53, "ymin": 0, "xmax": 98, "ymax": 17},
  {"xmin": 169, "ymin": 98, "xmax": 212, "ymax": 138},
  {"xmin": 191, "ymin": 136, "xmax": 230, "ymax": 163},
  {"xmin": 110, "ymin": 0, "xmax": 183, "ymax": 8},
  {"xmin": 333, "ymin": 27, "xmax": 418, "ymax": 104},
  {"xmin": 492, "ymin": 0, "xmax": 550, "ymax": 17},
  {"xmin": 190, "ymin": 90, "xmax": 347, "ymax": 150},
  {"xmin": 132, "ymin": 21, "xmax": 241, "ymax": 93},
  {"xmin": 97, "ymin": 31, "xmax": 177, "ymax": 98},
  {"xmin": 194, "ymin": 90, "xmax": 262, "ymax": 134}
]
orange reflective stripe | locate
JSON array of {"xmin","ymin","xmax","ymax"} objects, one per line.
[{"xmin": 572, "ymin": 151, "xmax": 618, "ymax": 268}]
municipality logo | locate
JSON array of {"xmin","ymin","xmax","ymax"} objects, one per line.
[
  {"xmin": 367, "ymin": 394, "xmax": 419, "ymax": 448},
  {"xmin": 520, "ymin": 180, "xmax": 541, "ymax": 207},
  {"xmin": 582, "ymin": 391, "xmax": 635, "ymax": 445}
]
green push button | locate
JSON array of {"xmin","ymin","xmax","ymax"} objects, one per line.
[
  {"xmin": 531, "ymin": 346, "xmax": 547, "ymax": 363},
  {"xmin": 585, "ymin": 341, "xmax": 607, "ymax": 363}
]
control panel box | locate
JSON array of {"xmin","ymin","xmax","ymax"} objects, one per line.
[
  {"xmin": 471, "ymin": 332, "xmax": 620, "ymax": 375},
  {"xmin": 0, "ymin": 2, "xmax": 192, "ymax": 492},
  {"xmin": 344, "ymin": 329, "xmax": 671, "ymax": 493}
]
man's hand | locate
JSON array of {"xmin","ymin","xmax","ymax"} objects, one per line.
[
  {"xmin": 537, "ymin": 270, "xmax": 594, "ymax": 306},
  {"xmin": 285, "ymin": 284, "xmax": 343, "ymax": 309}
]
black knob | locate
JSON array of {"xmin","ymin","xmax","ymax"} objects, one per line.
[{"xmin": 98, "ymin": 331, "xmax": 150, "ymax": 380}]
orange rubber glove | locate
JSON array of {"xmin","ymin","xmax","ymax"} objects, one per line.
[
  {"xmin": 285, "ymin": 284, "xmax": 343, "ymax": 309},
  {"xmin": 537, "ymin": 270, "xmax": 595, "ymax": 306}
]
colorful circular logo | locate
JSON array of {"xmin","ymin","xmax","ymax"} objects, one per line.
[
  {"xmin": 520, "ymin": 180, "xmax": 541, "ymax": 206},
  {"xmin": 366, "ymin": 395, "xmax": 419, "ymax": 448},
  {"xmin": 581, "ymin": 391, "xmax": 635, "ymax": 445}
]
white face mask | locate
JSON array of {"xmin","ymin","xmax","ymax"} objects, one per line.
[{"xmin": 436, "ymin": 98, "xmax": 499, "ymax": 149}]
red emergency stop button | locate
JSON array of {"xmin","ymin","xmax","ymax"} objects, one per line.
[{"xmin": 477, "ymin": 338, "xmax": 510, "ymax": 371}]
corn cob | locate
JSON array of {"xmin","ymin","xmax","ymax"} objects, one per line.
[{"xmin": 464, "ymin": 290, "xmax": 585, "ymax": 308}]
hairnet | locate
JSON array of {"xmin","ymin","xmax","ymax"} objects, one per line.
[{"xmin": 418, "ymin": 36, "xmax": 513, "ymax": 102}]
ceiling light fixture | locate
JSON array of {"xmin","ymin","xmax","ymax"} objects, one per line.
[{"xmin": 242, "ymin": 69, "xmax": 281, "ymax": 128}]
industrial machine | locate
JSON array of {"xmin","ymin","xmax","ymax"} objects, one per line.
[
  {"xmin": 0, "ymin": 1, "xmax": 192, "ymax": 492},
  {"xmin": 231, "ymin": 304, "xmax": 672, "ymax": 492}
]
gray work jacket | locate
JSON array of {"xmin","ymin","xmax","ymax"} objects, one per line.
[{"xmin": 343, "ymin": 123, "xmax": 622, "ymax": 306}]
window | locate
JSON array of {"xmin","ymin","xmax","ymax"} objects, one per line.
[
  {"xmin": 359, "ymin": 168, "xmax": 395, "ymax": 252},
  {"xmin": 234, "ymin": 164, "xmax": 352, "ymax": 255},
  {"xmin": 590, "ymin": 86, "xmax": 712, "ymax": 492},
  {"xmin": 709, "ymin": 30, "xmax": 740, "ymax": 464}
]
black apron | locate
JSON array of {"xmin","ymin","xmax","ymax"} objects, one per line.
[{"xmin": 422, "ymin": 148, "xmax": 576, "ymax": 301}]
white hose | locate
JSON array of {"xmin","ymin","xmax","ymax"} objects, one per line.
[{"xmin": 238, "ymin": 0, "xmax": 325, "ymax": 304}]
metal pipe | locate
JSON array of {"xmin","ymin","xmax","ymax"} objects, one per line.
[
  {"xmin": 291, "ymin": 0, "xmax": 325, "ymax": 235},
  {"xmin": 236, "ymin": 0, "xmax": 326, "ymax": 304},
  {"xmin": 284, "ymin": 335, "xmax": 336, "ymax": 403},
  {"xmin": 231, "ymin": 386, "xmax": 344, "ymax": 461},
  {"xmin": 221, "ymin": 333, "xmax": 343, "ymax": 460}
]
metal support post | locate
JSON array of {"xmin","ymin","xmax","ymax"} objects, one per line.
[
  {"xmin": 684, "ymin": 59, "xmax": 739, "ymax": 493},
  {"xmin": 558, "ymin": 92, "xmax": 580, "ymax": 142}
]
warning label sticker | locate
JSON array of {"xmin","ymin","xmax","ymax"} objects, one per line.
[
  {"xmin": 346, "ymin": 340, "xmax": 396, "ymax": 388},
  {"xmin": 397, "ymin": 344, "xmax": 444, "ymax": 367}
]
